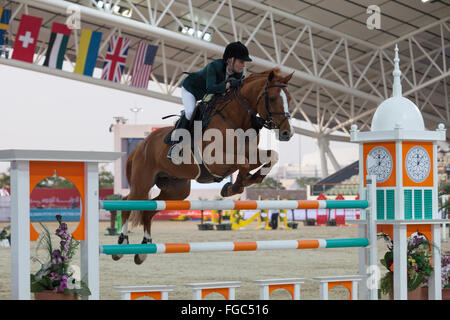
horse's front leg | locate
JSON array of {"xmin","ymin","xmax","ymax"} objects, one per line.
[
  {"xmin": 220, "ymin": 159, "xmax": 251, "ymax": 197},
  {"xmin": 244, "ymin": 149, "xmax": 279, "ymax": 187}
]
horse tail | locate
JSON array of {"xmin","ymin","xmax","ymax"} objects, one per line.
[
  {"xmin": 125, "ymin": 146, "xmax": 137, "ymax": 185},
  {"xmin": 126, "ymin": 143, "xmax": 154, "ymax": 229}
]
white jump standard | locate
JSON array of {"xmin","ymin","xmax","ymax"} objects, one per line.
[{"xmin": 253, "ymin": 278, "xmax": 306, "ymax": 300}]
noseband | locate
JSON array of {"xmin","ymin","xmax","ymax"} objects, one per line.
[{"xmin": 256, "ymin": 82, "xmax": 291, "ymax": 130}]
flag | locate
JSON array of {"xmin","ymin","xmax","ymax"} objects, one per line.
[
  {"xmin": 0, "ymin": 8, "xmax": 11, "ymax": 46},
  {"xmin": 74, "ymin": 29, "xmax": 102, "ymax": 76},
  {"xmin": 101, "ymin": 35, "xmax": 130, "ymax": 83},
  {"xmin": 12, "ymin": 14, "xmax": 42, "ymax": 63},
  {"xmin": 130, "ymin": 42, "xmax": 158, "ymax": 89},
  {"xmin": 43, "ymin": 22, "xmax": 71, "ymax": 69}
]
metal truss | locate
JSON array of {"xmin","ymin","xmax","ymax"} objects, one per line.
[{"xmin": 1, "ymin": 0, "xmax": 449, "ymax": 177}]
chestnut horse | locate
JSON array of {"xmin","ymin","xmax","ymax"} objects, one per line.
[{"xmin": 113, "ymin": 68, "xmax": 294, "ymax": 264}]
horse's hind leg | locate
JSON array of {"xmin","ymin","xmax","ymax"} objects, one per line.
[{"xmin": 134, "ymin": 178, "xmax": 191, "ymax": 265}]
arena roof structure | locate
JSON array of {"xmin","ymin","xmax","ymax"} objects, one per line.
[{"xmin": 0, "ymin": 0, "xmax": 448, "ymax": 177}]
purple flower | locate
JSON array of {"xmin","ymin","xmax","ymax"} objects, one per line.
[
  {"xmin": 58, "ymin": 279, "xmax": 68, "ymax": 292},
  {"xmin": 51, "ymin": 250, "xmax": 63, "ymax": 266},
  {"xmin": 60, "ymin": 223, "xmax": 68, "ymax": 231}
]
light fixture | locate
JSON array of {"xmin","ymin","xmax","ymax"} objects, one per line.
[
  {"xmin": 180, "ymin": 26, "xmax": 212, "ymax": 42},
  {"xmin": 129, "ymin": 107, "xmax": 143, "ymax": 124},
  {"xmin": 93, "ymin": 0, "xmax": 132, "ymax": 17}
]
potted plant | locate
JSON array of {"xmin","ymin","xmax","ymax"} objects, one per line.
[
  {"xmin": 326, "ymin": 219, "xmax": 337, "ymax": 226},
  {"xmin": 379, "ymin": 232, "xmax": 433, "ymax": 300},
  {"xmin": 197, "ymin": 209, "xmax": 214, "ymax": 230},
  {"xmin": 30, "ymin": 215, "xmax": 91, "ymax": 300},
  {"xmin": 287, "ymin": 221, "xmax": 298, "ymax": 229},
  {"xmin": 215, "ymin": 222, "xmax": 232, "ymax": 230},
  {"xmin": 0, "ymin": 225, "xmax": 10, "ymax": 247},
  {"xmin": 303, "ymin": 219, "xmax": 315, "ymax": 226},
  {"xmin": 198, "ymin": 221, "xmax": 215, "ymax": 230}
]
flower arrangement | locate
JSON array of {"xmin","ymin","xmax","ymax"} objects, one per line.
[
  {"xmin": 379, "ymin": 232, "xmax": 433, "ymax": 295},
  {"xmin": 30, "ymin": 215, "xmax": 91, "ymax": 297},
  {"xmin": 442, "ymin": 251, "xmax": 450, "ymax": 289}
]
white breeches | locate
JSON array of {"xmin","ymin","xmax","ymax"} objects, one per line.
[{"xmin": 181, "ymin": 87, "xmax": 197, "ymax": 120}]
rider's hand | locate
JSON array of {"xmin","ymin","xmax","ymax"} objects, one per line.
[{"xmin": 227, "ymin": 78, "xmax": 242, "ymax": 90}]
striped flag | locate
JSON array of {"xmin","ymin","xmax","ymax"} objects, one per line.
[
  {"xmin": 12, "ymin": 14, "xmax": 42, "ymax": 63},
  {"xmin": 74, "ymin": 29, "xmax": 102, "ymax": 76},
  {"xmin": 130, "ymin": 42, "xmax": 158, "ymax": 89},
  {"xmin": 101, "ymin": 35, "xmax": 130, "ymax": 83},
  {"xmin": 43, "ymin": 22, "xmax": 71, "ymax": 69},
  {"xmin": 0, "ymin": 8, "xmax": 11, "ymax": 46}
]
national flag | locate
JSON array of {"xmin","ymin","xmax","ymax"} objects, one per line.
[
  {"xmin": 43, "ymin": 22, "xmax": 71, "ymax": 69},
  {"xmin": 12, "ymin": 14, "xmax": 42, "ymax": 63},
  {"xmin": 101, "ymin": 35, "xmax": 130, "ymax": 83},
  {"xmin": 130, "ymin": 42, "xmax": 158, "ymax": 89},
  {"xmin": 0, "ymin": 8, "xmax": 11, "ymax": 46},
  {"xmin": 74, "ymin": 29, "xmax": 102, "ymax": 76}
]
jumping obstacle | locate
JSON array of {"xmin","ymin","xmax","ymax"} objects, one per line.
[
  {"xmin": 100, "ymin": 199, "xmax": 369, "ymax": 211},
  {"xmin": 100, "ymin": 238, "xmax": 369, "ymax": 255}
]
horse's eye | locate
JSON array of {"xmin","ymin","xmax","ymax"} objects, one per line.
[{"xmin": 269, "ymin": 97, "xmax": 277, "ymax": 103}]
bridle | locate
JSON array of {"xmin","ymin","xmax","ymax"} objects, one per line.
[
  {"xmin": 254, "ymin": 82, "xmax": 291, "ymax": 130},
  {"xmin": 231, "ymin": 80, "xmax": 291, "ymax": 131},
  {"xmin": 207, "ymin": 78, "xmax": 291, "ymax": 133}
]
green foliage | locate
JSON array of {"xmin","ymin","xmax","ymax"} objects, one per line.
[
  {"xmin": 106, "ymin": 194, "xmax": 123, "ymax": 200},
  {"xmin": 0, "ymin": 225, "xmax": 10, "ymax": 240},
  {"xmin": 295, "ymin": 177, "xmax": 321, "ymax": 189},
  {"xmin": 99, "ymin": 171, "xmax": 114, "ymax": 189},
  {"xmin": 0, "ymin": 168, "xmax": 10, "ymax": 188},
  {"xmin": 249, "ymin": 177, "xmax": 285, "ymax": 190}
]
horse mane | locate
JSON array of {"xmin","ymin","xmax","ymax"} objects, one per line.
[
  {"xmin": 243, "ymin": 68, "xmax": 282, "ymax": 84},
  {"xmin": 215, "ymin": 68, "xmax": 282, "ymax": 105}
]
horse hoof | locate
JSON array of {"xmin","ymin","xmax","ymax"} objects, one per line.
[
  {"xmin": 134, "ymin": 254, "xmax": 147, "ymax": 265},
  {"xmin": 220, "ymin": 182, "xmax": 232, "ymax": 197},
  {"xmin": 111, "ymin": 254, "xmax": 123, "ymax": 261}
]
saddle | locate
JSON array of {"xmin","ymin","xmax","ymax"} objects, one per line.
[{"xmin": 163, "ymin": 94, "xmax": 229, "ymax": 183}]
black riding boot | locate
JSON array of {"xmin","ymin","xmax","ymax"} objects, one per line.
[{"xmin": 167, "ymin": 114, "xmax": 191, "ymax": 160}]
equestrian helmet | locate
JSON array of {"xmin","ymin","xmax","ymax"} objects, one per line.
[{"xmin": 223, "ymin": 41, "xmax": 252, "ymax": 62}]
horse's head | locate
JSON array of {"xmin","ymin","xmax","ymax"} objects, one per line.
[{"xmin": 253, "ymin": 69, "xmax": 294, "ymax": 141}]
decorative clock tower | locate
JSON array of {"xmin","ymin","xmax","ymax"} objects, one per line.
[{"xmin": 351, "ymin": 45, "xmax": 446, "ymax": 300}]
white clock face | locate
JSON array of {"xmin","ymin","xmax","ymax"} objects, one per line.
[
  {"xmin": 366, "ymin": 146, "xmax": 393, "ymax": 183},
  {"xmin": 405, "ymin": 146, "xmax": 431, "ymax": 183}
]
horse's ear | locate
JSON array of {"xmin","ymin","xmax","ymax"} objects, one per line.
[
  {"xmin": 268, "ymin": 70, "xmax": 275, "ymax": 82},
  {"xmin": 282, "ymin": 72, "xmax": 294, "ymax": 83}
]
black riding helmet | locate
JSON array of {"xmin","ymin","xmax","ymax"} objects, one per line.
[{"xmin": 223, "ymin": 41, "xmax": 252, "ymax": 62}]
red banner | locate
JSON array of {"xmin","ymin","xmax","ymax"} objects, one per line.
[
  {"xmin": 29, "ymin": 188, "xmax": 113, "ymax": 208},
  {"xmin": 12, "ymin": 14, "xmax": 42, "ymax": 63}
]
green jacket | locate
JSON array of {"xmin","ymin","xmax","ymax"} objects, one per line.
[{"xmin": 182, "ymin": 59, "xmax": 243, "ymax": 101}]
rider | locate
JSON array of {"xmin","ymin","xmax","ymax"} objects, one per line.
[{"xmin": 167, "ymin": 41, "xmax": 252, "ymax": 159}]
